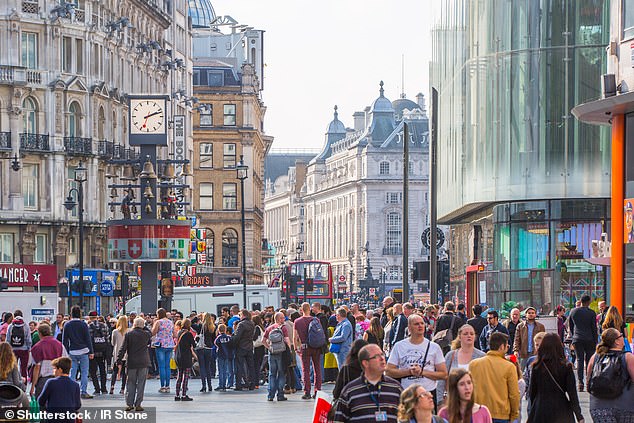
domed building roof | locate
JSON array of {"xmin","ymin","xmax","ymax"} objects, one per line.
[
  {"xmin": 326, "ymin": 105, "xmax": 346, "ymax": 134},
  {"xmin": 188, "ymin": 0, "xmax": 216, "ymax": 28},
  {"xmin": 370, "ymin": 81, "xmax": 394, "ymax": 113},
  {"xmin": 392, "ymin": 96, "xmax": 421, "ymax": 120}
]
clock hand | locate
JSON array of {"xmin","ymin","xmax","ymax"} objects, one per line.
[{"xmin": 143, "ymin": 111, "xmax": 162, "ymax": 119}]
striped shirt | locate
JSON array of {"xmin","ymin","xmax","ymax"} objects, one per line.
[{"xmin": 333, "ymin": 375, "xmax": 402, "ymax": 423}]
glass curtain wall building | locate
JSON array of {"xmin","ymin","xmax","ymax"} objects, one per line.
[{"xmin": 431, "ymin": 0, "xmax": 611, "ymax": 310}]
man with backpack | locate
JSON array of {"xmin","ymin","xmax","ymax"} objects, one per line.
[
  {"xmin": 7, "ymin": 310, "xmax": 32, "ymax": 379},
  {"xmin": 433, "ymin": 302, "xmax": 461, "ymax": 355},
  {"xmin": 88, "ymin": 311, "xmax": 109, "ymax": 395},
  {"xmin": 263, "ymin": 311, "xmax": 291, "ymax": 402},
  {"xmin": 294, "ymin": 302, "xmax": 326, "ymax": 400}
]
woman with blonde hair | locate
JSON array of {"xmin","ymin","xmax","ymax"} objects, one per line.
[
  {"xmin": 383, "ymin": 307, "xmax": 395, "ymax": 354},
  {"xmin": 398, "ymin": 383, "xmax": 447, "ymax": 423},
  {"xmin": 439, "ymin": 368, "xmax": 491, "ymax": 423},
  {"xmin": 109, "ymin": 315, "xmax": 129, "ymax": 395},
  {"xmin": 601, "ymin": 305, "xmax": 627, "ymax": 337},
  {"xmin": 0, "ymin": 342, "xmax": 25, "ymax": 390},
  {"xmin": 195, "ymin": 312, "xmax": 216, "ymax": 392},
  {"xmin": 436, "ymin": 325, "xmax": 485, "ymax": 402}
]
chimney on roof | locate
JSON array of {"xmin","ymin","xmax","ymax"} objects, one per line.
[
  {"xmin": 364, "ymin": 106, "xmax": 371, "ymax": 127},
  {"xmin": 353, "ymin": 112, "xmax": 365, "ymax": 131},
  {"xmin": 416, "ymin": 93, "xmax": 427, "ymax": 117}
]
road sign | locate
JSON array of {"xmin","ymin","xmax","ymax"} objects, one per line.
[{"xmin": 339, "ymin": 275, "xmax": 346, "ymax": 282}]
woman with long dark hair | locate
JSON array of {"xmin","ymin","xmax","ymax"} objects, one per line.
[
  {"xmin": 195, "ymin": 313, "xmax": 216, "ymax": 392},
  {"xmin": 527, "ymin": 333, "xmax": 583, "ymax": 423},
  {"xmin": 587, "ymin": 328, "xmax": 634, "ymax": 422},
  {"xmin": 174, "ymin": 318, "xmax": 197, "ymax": 401},
  {"xmin": 332, "ymin": 339, "xmax": 368, "ymax": 399},
  {"xmin": 252, "ymin": 314, "xmax": 265, "ymax": 389},
  {"xmin": 363, "ymin": 316, "xmax": 384, "ymax": 347},
  {"xmin": 438, "ymin": 368, "xmax": 491, "ymax": 423}
]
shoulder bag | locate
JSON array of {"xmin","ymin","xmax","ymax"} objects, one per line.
[{"xmin": 173, "ymin": 331, "xmax": 186, "ymax": 366}]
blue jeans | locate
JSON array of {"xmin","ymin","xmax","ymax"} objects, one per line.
[
  {"xmin": 217, "ymin": 356, "xmax": 232, "ymax": 389},
  {"xmin": 268, "ymin": 353, "xmax": 286, "ymax": 400},
  {"xmin": 155, "ymin": 347, "xmax": 173, "ymax": 388},
  {"xmin": 492, "ymin": 420, "xmax": 510, "ymax": 423},
  {"xmin": 69, "ymin": 353, "xmax": 89, "ymax": 394},
  {"xmin": 197, "ymin": 348, "xmax": 213, "ymax": 389}
]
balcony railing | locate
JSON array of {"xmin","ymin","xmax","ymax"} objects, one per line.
[
  {"xmin": 0, "ymin": 66, "xmax": 43, "ymax": 85},
  {"xmin": 97, "ymin": 140, "xmax": 114, "ymax": 158},
  {"xmin": 382, "ymin": 246, "xmax": 403, "ymax": 256},
  {"xmin": 19, "ymin": 133, "xmax": 49, "ymax": 152},
  {"xmin": 0, "ymin": 132, "xmax": 10, "ymax": 150},
  {"xmin": 64, "ymin": 137, "xmax": 92, "ymax": 155},
  {"xmin": 112, "ymin": 145, "xmax": 139, "ymax": 160}
]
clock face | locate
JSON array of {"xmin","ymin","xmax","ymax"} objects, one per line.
[{"xmin": 131, "ymin": 99, "xmax": 165, "ymax": 134}]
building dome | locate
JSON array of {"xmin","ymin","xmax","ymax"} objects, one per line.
[
  {"xmin": 188, "ymin": 0, "xmax": 216, "ymax": 28},
  {"xmin": 326, "ymin": 105, "xmax": 346, "ymax": 134},
  {"xmin": 392, "ymin": 96, "xmax": 421, "ymax": 120},
  {"xmin": 370, "ymin": 81, "xmax": 394, "ymax": 113}
]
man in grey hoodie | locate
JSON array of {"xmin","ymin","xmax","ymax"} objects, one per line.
[{"xmin": 7, "ymin": 310, "xmax": 32, "ymax": 379}]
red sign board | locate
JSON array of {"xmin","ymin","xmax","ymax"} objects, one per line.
[{"xmin": 0, "ymin": 264, "xmax": 58, "ymax": 287}]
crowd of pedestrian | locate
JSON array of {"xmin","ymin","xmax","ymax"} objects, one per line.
[{"xmin": 0, "ymin": 294, "xmax": 633, "ymax": 423}]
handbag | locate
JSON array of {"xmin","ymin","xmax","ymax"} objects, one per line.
[
  {"xmin": 173, "ymin": 331, "xmax": 186, "ymax": 366},
  {"xmin": 543, "ymin": 363, "xmax": 570, "ymax": 402},
  {"xmin": 253, "ymin": 326, "xmax": 264, "ymax": 348},
  {"xmin": 329, "ymin": 342, "xmax": 341, "ymax": 354}
]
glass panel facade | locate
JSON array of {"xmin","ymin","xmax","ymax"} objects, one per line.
[{"xmin": 431, "ymin": 0, "xmax": 611, "ymax": 220}]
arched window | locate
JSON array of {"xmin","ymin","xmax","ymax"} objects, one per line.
[
  {"xmin": 98, "ymin": 106, "xmax": 105, "ymax": 139},
  {"xmin": 68, "ymin": 102, "xmax": 80, "ymax": 137},
  {"xmin": 206, "ymin": 229, "xmax": 215, "ymax": 265},
  {"xmin": 379, "ymin": 161, "xmax": 390, "ymax": 175},
  {"xmin": 22, "ymin": 97, "xmax": 37, "ymax": 134},
  {"xmin": 222, "ymin": 229, "xmax": 238, "ymax": 267},
  {"xmin": 386, "ymin": 212, "xmax": 402, "ymax": 254}
]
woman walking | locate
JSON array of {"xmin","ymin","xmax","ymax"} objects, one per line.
[
  {"xmin": 252, "ymin": 315, "xmax": 265, "ymax": 388},
  {"xmin": 110, "ymin": 315, "xmax": 128, "ymax": 395},
  {"xmin": 0, "ymin": 342, "xmax": 25, "ymax": 390},
  {"xmin": 174, "ymin": 318, "xmax": 197, "ymax": 401},
  {"xmin": 527, "ymin": 333, "xmax": 584, "ymax": 423},
  {"xmin": 195, "ymin": 313, "xmax": 215, "ymax": 392},
  {"xmin": 601, "ymin": 306, "xmax": 627, "ymax": 337},
  {"xmin": 438, "ymin": 368, "xmax": 492, "ymax": 423},
  {"xmin": 587, "ymin": 327, "xmax": 634, "ymax": 422},
  {"xmin": 151, "ymin": 308, "xmax": 176, "ymax": 393},
  {"xmin": 437, "ymin": 324, "xmax": 485, "ymax": 402},
  {"xmin": 399, "ymin": 383, "xmax": 448, "ymax": 423},
  {"xmin": 363, "ymin": 316, "xmax": 384, "ymax": 347}
]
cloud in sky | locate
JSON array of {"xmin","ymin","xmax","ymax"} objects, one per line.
[{"xmin": 209, "ymin": 0, "xmax": 433, "ymax": 150}]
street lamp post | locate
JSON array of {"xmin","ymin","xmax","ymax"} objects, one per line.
[
  {"xmin": 64, "ymin": 161, "xmax": 87, "ymax": 313},
  {"xmin": 236, "ymin": 156, "xmax": 249, "ymax": 309}
]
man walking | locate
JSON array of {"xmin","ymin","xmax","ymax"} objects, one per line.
[
  {"xmin": 62, "ymin": 306, "xmax": 94, "ymax": 399},
  {"xmin": 232, "ymin": 309, "xmax": 256, "ymax": 390},
  {"xmin": 479, "ymin": 309, "xmax": 508, "ymax": 352},
  {"xmin": 7, "ymin": 310, "xmax": 32, "ymax": 379},
  {"xmin": 388, "ymin": 303, "xmax": 408, "ymax": 348},
  {"xmin": 467, "ymin": 304, "xmax": 487, "ymax": 340},
  {"xmin": 263, "ymin": 312, "xmax": 290, "ymax": 402},
  {"xmin": 512, "ymin": 306, "xmax": 545, "ymax": 370},
  {"xmin": 117, "ymin": 317, "xmax": 151, "ymax": 411},
  {"xmin": 470, "ymin": 332, "xmax": 520, "ymax": 423},
  {"xmin": 30, "ymin": 323, "xmax": 63, "ymax": 398},
  {"xmin": 568, "ymin": 294, "xmax": 598, "ymax": 391},
  {"xmin": 386, "ymin": 314, "xmax": 447, "ymax": 410},
  {"xmin": 503, "ymin": 308, "xmax": 520, "ymax": 355},
  {"xmin": 334, "ymin": 344, "xmax": 403, "ymax": 422},
  {"xmin": 329, "ymin": 308, "xmax": 353, "ymax": 369},
  {"xmin": 87, "ymin": 311, "xmax": 108, "ymax": 395},
  {"xmin": 294, "ymin": 303, "xmax": 324, "ymax": 399}
]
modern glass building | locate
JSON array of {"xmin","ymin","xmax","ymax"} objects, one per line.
[{"xmin": 431, "ymin": 0, "xmax": 612, "ymax": 311}]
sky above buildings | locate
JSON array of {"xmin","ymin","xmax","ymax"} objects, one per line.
[{"xmin": 211, "ymin": 0, "xmax": 433, "ymax": 151}]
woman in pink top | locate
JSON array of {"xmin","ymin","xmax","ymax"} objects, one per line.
[
  {"xmin": 439, "ymin": 368, "xmax": 492, "ymax": 423},
  {"xmin": 151, "ymin": 308, "xmax": 176, "ymax": 393}
]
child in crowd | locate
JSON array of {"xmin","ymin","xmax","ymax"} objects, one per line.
[
  {"xmin": 38, "ymin": 357, "xmax": 81, "ymax": 423},
  {"xmin": 214, "ymin": 324, "xmax": 234, "ymax": 391}
]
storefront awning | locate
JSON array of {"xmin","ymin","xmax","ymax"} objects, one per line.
[
  {"xmin": 572, "ymin": 91, "xmax": 634, "ymax": 125},
  {"xmin": 584, "ymin": 257, "xmax": 611, "ymax": 267}
]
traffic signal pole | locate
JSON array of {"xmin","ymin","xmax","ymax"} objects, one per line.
[{"xmin": 430, "ymin": 88, "xmax": 439, "ymax": 304}]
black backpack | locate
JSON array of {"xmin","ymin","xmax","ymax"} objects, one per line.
[
  {"xmin": 9, "ymin": 326, "xmax": 25, "ymax": 348},
  {"xmin": 588, "ymin": 351, "xmax": 631, "ymax": 399},
  {"xmin": 90, "ymin": 322, "xmax": 108, "ymax": 356}
]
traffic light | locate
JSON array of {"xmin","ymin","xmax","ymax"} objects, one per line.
[
  {"xmin": 289, "ymin": 275, "xmax": 300, "ymax": 294},
  {"xmin": 413, "ymin": 261, "xmax": 429, "ymax": 281},
  {"xmin": 0, "ymin": 277, "xmax": 8, "ymax": 291},
  {"xmin": 305, "ymin": 278, "xmax": 314, "ymax": 292}
]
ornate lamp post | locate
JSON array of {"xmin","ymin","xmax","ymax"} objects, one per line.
[
  {"xmin": 236, "ymin": 155, "xmax": 249, "ymax": 309},
  {"xmin": 63, "ymin": 161, "xmax": 87, "ymax": 312}
]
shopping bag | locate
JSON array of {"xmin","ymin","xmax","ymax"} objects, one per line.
[
  {"xmin": 170, "ymin": 357, "xmax": 177, "ymax": 370},
  {"xmin": 312, "ymin": 391, "xmax": 332, "ymax": 423}
]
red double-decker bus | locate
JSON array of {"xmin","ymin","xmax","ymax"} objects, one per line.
[{"xmin": 272, "ymin": 260, "xmax": 333, "ymax": 307}]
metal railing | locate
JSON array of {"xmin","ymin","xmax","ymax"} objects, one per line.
[
  {"xmin": 382, "ymin": 246, "xmax": 403, "ymax": 256},
  {"xmin": 0, "ymin": 132, "xmax": 10, "ymax": 150},
  {"xmin": 19, "ymin": 133, "xmax": 49, "ymax": 151},
  {"xmin": 97, "ymin": 140, "xmax": 114, "ymax": 158},
  {"xmin": 64, "ymin": 137, "xmax": 92, "ymax": 155},
  {"xmin": 21, "ymin": 0, "xmax": 39, "ymax": 14}
]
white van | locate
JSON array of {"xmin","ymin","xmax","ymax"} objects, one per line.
[{"xmin": 124, "ymin": 284, "xmax": 281, "ymax": 315}]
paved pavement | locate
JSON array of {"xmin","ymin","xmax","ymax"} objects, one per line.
[{"xmin": 81, "ymin": 376, "xmax": 591, "ymax": 422}]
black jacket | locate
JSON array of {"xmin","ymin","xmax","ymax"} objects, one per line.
[
  {"xmin": 117, "ymin": 327, "xmax": 151, "ymax": 369},
  {"xmin": 332, "ymin": 361, "xmax": 363, "ymax": 399},
  {"xmin": 467, "ymin": 316, "xmax": 487, "ymax": 340},
  {"xmin": 233, "ymin": 318, "xmax": 255, "ymax": 351},
  {"xmin": 568, "ymin": 306, "xmax": 598, "ymax": 343},
  {"xmin": 528, "ymin": 362, "xmax": 583, "ymax": 422},
  {"xmin": 389, "ymin": 313, "xmax": 408, "ymax": 347},
  {"xmin": 434, "ymin": 312, "xmax": 460, "ymax": 339}
]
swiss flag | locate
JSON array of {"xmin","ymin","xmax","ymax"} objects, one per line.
[{"xmin": 128, "ymin": 239, "xmax": 143, "ymax": 259}]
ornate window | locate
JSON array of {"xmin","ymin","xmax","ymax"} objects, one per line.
[
  {"xmin": 22, "ymin": 97, "xmax": 37, "ymax": 134},
  {"xmin": 21, "ymin": 32, "xmax": 37, "ymax": 69},
  {"xmin": 222, "ymin": 229, "xmax": 238, "ymax": 267},
  {"xmin": 68, "ymin": 102, "xmax": 81, "ymax": 137},
  {"xmin": 22, "ymin": 164, "xmax": 39, "ymax": 209},
  {"xmin": 0, "ymin": 234, "xmax": 14, "ymax": 263},
  {"xmin": 386, "ymin": 212, "xmax": 401, "ymax": 252},
  {"xmin": 379, "ymin": 161, "xmax": 390, "ymax": 175}
]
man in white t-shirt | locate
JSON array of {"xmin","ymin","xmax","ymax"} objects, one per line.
[{"xmin": 386, "ymin": 313, "xmax": 447, "ymax": 411}]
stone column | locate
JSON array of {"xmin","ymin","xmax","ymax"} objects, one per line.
[
  {"xmin": 7, "ymin": 101, "xmax": 22, "ymax": 210},
  {"xmin": 19, "ymin": 224, "xmax": 38, "ymax": 264}
]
